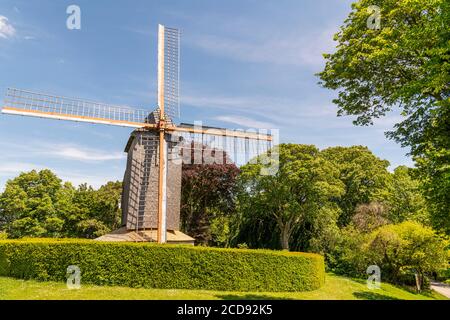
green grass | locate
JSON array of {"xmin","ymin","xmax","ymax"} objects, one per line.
[{"xmin": 0, "ymin": 274, "xmax": 446, "ymax": 300}]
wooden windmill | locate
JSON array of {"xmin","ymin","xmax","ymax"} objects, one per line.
[{"xmin": 1, "ymin": 25, "xmax": 273, "ymax": 244}]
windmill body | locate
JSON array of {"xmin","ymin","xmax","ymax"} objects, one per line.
[
  {"xmin": 1, "ymin": 24, "xmax": 273, "ymax": 245},
  {"xmin": 121, "ymin": 125, "xmax": 182, "ymax": 235}
]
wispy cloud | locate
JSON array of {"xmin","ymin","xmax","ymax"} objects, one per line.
[
  {"xmin": 187, "ymin": 27, "xmax": 337, "ymax": 68},
  {"xmin": 46, "ymin": 145, "xmax": 125, "ymax": 162},
  {"xmin": 214, "ymin": 115, "xmax": 275, "ymax": 129},
  {"xmin": 0, "ymin": 141, "xmax": 125, "ymax": 163},
  {"xmin": 58, "ymin": 172, "xmax": 120, "ymax": 189},
  {"xmin": 183, "ymin": 92, "xmax": 337, "ymax": 126},
  {"xmin": 0, "ymin": 162, "xmax": 43, "ymax": 175},
  {"xmin": 0, "ymin": 16, "xmax": 16, "ymax": 39},
  {"xmin": 0, "ymin": 161, "xmax": 119, "ymax": 191}
]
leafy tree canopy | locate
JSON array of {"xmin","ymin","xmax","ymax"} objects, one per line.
[
  {"xmin": 181, "ymin": 162, "xmax": 240, "ymax": 245},
  {"xmin": 235, "ymin": 144, "xmax": 344, "ymax": 251},
  {"xmin": 320, "ymin": 146, "xmax": 392, "ymax": 226},
  {"xmin": 318, "ymin": 0, "xmax": 450, "ymax": 233},
  {"xmin": 0, "ymin": 170, "xmax": 122, "ymax": 239}
]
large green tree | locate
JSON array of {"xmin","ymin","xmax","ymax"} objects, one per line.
[
  {"xmin": 387, "ymin": 166, "xmax": 429, "ymax": 224},
  {"xmin": 320, "ymin": 146, "xmax": 392, "ymax": 226},
  {"xmin": 0, "ymin": 170, "xmax": 65, "ymax": 238},
  {"xmin": 333, "ymin": 221, "xmax": 448, "ymax": 291},
  {"xmin": 235, "ymin": 144, "xmax": 344, "ymax": 251},
  {"xmin": 367, "ymin": 221, "xmax": 448, "ymax": 292},
  {"xmin": 0, "ymin": 169, "xmax": 122, "ymax": 239},
  {"xmin": 318, "ymin": 0, "xmax": 450, "ymax": 233}
]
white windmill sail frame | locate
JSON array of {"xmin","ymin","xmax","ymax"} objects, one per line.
[
  {"xmin": 157, "ymin": 24, "xmax": 180, "ymax": 119},
  {"xmin": 1, "ymin": 88, "xmax": 154, "ymax": 128}
]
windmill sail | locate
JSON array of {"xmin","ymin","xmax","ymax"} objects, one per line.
[
  {"xmin": 158, "ymin": 24, "xmax": 180, "ymax": 119},
  {"xmin": 1, "ymin": 88, "xmax": 156, "ymax": 128},
  {"xmin": 171, "ymin": 123, "xmax": 275, "ymax": 166}
]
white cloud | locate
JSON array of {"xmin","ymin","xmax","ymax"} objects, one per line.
[
  {"xmin": 0, "ymin": 16, "xmax": 16, "ymax": 39},
  {"xmin": 0, "ymin": 162, "xmax": 44, "ymax": 175},
  {"xmin": 0, "ymin": 161, "xmax": 119, "ymax": 191},
  {"xmin": 58, "ymin": 172, "xmax": 119, "ymax": 189},
  {"xmin": 183, "ymin": 92, "xmax": 337, "ymax": 126},
  {"xmin": 48, "ymin": 146, "xmax": 125, "ymax": 162},
  {"xmin": 214, "ymin": 115, "xmax": 275, "ymax": 129},
  {"xmin": 0, "ymin": 141, "xmax": 125, "ymax": 163},
  {"xmin": 187, "ymin": 26, "xmax": 337, "ymax": 68}
]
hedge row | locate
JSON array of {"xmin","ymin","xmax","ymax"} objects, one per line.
[{"xmin": 0, "ymin": 239, "xmax": 325, "ymax": 292}]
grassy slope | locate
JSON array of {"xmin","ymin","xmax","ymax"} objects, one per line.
[{"xmin": 0, "ymin": 274, "xmax": 446, "ymax": 300}]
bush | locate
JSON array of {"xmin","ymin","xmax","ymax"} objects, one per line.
[
  {"xmin": 0, "ymin": 239, "xmax": 325, "ymax": 292},
  {"xmin": 330, "ymin": 221, "xmax": 448, "ymax": 292}
]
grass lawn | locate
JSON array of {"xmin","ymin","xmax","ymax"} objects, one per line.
[{"xmin": 0, "ymin": 274, "xmax": 447, "ymax": 300}]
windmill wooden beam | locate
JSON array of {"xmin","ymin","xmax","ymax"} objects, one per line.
[{"xmin": 166, "ymin": 125, "xmax": 273, "ymax": 141}]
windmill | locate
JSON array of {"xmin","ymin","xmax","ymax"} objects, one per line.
[{"xmin": 1, "ymin": 25, "xmax": 274, "ymax": 244}]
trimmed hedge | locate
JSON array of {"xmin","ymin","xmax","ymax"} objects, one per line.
[{"xmin": 0, "ymin": 239, "xmax": 325, "ymax": 292}]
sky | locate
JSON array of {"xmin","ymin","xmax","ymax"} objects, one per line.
[{"xmin": 0, "ymin": 0, "xmax": 413, "ymax": 190}]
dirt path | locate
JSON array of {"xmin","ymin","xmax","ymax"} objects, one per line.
[{"xmin": 430, "ymin": 281, "xmax": 450, "ymax": 298}]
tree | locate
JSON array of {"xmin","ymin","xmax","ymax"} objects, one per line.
[
  {"xmin": 352, "ymin": 202, "xmax": 390, "ymax": 233},
  {"xmin": 0, "ymin": 170, "xmax": 62, "ymax": 238},
  {"xmin": 318, "ymin": 0, "xmax": 450, "ymax": 233},
  {"xmin": 91, "ymin": 181, "xmax": 122, "ymax": 231},
  {"xmin": 332, "ymin": 221, "xmax": 448, "ymax": 291},
  {"xmin": 181, "ymin": 161, "xmax": 240, "ymax": 245},
  {"xmin": 64, "ymin": 182, "xmax": 122, "ymax": 238},
  {"xmin": 416, "ymin": 147, "xmax": 450, "ymax": 234},
  {"xmin": 387, "ymin": 166, "xmax": 429, "ymax": 224},
  {"xmin": 0, "ymin": 169, "xmax": 122, "ymax": 239},
  {"xmin": 320, "ymin": 146, "xmax": 392, "ymax": 226},
  {"xmin": 367, "ymin": 221, "xmax": 448, "ymax": 292},
  {"xmin": 236, "ymin": 144, "xmax": 344, "ymax": 251}
]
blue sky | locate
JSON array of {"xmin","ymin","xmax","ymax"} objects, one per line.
[{"xmin": 0, "ymin": 0, "xmax": 412, "ymax": 189}]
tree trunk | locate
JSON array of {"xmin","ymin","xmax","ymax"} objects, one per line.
[
  {"xmin": 279, "ymin": 223, "xmax": 291, "ymax": 251},
  {"xmin": 415, "ymin": 272, "xmax": 422, "ymax": 293}
]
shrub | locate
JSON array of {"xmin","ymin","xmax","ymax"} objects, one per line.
[
  {"xmin": 366, "ymin": 222, "xmax": 448, "ymax": 292},
  {"xmin": 0, "ymin": 239, "xmax": 325, "ymax": 292},
  {"xmin": 331, "ymin": 221, "xmax": 448, "ymax": 292}
]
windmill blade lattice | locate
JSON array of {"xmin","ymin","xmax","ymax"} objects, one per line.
[
  {"xmin": 175, "ymin": 129, "xmax": 274, "ymax": 166},
  {"xmin": 159, "ymin": 25, "xmax": 180, "ymax": 119},
  {"xmin": 2, "ymin": 88, "xmax": 154, "ymax": 128}
]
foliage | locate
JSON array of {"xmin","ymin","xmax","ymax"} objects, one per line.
[
  {"xmin": 234, "ymin": 144, "xmax": 344, "ymax": 251},
  {"xmin": 331, "ymin": 221, "xmax": 448, "ymax": 292},
  {"xmin": 209, "ymin": 215, "xmax": 231, "ymax": 247},
  {"xmin": 368, "ymin": 222, "xmax": 448, "ymax": 292},
  {"xmin": 318, "ymin": 0, "xmax": 450, "ymax": 234},
  {"xmin": 0, "ymin": 170, "xmax": 122, "ymax": 239},
  {"xmin": 320, "ymin": 146, "xmax": 392, "ymax": 226},
  {"xmin": 0, "ymin": 239, "xmax": 325, "ymax": 292},
  {"xmin": 386, "ymin": 166, "xmax": 429, "ymax": 224},
  {"xmin": 232, "ymin": 144, "xmax": 430, "ymax": 256},
  {"xmin": 351, "ymin": 202, "xmax": 390, "ymax": 233},
  {"xmin": 416, "ymin": 144, "xmax": 450, "ymax": 234},
  {"xmin": 181, "ymin": 162, "xmax": 240, "ymax": 245}
]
